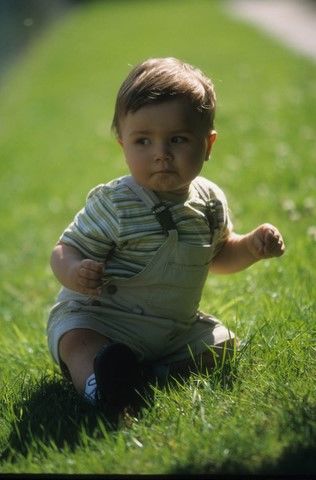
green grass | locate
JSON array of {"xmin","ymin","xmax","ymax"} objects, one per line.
[{"xmin": 0, "ymin": 0, "xmax": 315, "ymax": 474}]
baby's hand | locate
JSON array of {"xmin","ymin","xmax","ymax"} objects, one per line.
[
  {"xmin": 247, "ymin": 223, "xmax": 285, "ymax": 260},
  {"xmin": 71, "ymin": 259, "xmax": 104, "ymax": 296}
]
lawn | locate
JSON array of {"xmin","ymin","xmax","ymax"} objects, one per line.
[{"xmin": 0, "ymin": 0, "xmax": 315, "ymax": 475}]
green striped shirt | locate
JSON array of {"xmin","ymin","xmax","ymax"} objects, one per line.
[{"xmin": 60, "ymin": 176, "xmax": 232, "ymax": 279}]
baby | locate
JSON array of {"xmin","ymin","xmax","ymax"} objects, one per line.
[{"xmin": 48, "ymin": 57, "xmax": 285, "ymax": 409}]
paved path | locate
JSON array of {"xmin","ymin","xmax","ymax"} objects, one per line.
[{"xmin": 225, "ymin": 0, "xmax": 316, "ymax": 61}]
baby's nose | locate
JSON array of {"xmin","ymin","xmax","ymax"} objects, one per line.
[{"xmin": 154, "ymin": 142, "xmax": 172, "ymax": 161}]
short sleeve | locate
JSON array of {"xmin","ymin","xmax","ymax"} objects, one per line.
[
  {"xmin": 194, "ymin": 176, "xmax": 233, "ymax": 255},
  {"xmin": 60, "ymin": 185, "xmax": 119, "ymax": 261},
  {"xmin": 213, "ymin": 184, "xmax": 233, "ymax": 245}
]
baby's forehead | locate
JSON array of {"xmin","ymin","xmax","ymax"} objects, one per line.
[{"xmin": 125, "ymin": 98, "xmax": 202, "ymax": 123}]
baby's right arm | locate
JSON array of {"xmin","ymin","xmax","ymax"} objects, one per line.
[{"xmin": 50, "ymin": 242, "xmax": 104, "ymax": 296}]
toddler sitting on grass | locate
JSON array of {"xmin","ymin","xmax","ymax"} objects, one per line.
[{"xmin": 48, "ymin": 57, "xmax": 285, "ymax": 410}]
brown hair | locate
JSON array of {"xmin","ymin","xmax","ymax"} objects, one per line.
[{"xmin": 112, "ymin": 57, "xmax": 216, "ymax": 137}]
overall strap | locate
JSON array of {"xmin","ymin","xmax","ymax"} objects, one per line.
[{"xmin": 123, "ymin": 176, "xmax": 177, "ymax": 234}]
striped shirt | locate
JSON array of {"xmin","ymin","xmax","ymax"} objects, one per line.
[{"xmin": 60, "ymin": 176, "xmax": 233, "ymax": 279}]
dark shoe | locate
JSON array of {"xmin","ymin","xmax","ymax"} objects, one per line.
[{"xmin": 94, "ymin": 343, "xmax": 144, "ymax": 411}]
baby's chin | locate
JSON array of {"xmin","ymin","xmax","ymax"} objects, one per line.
[
  {"xmin": 154, "ymin": 185, "xmax": 191, "ymax": 202},
  {"xmin": 150, "ymin": 177, "xmax": 189, "ymax": 193}
]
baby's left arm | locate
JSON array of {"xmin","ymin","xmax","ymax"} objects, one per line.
[{"xmin": 210, "ymin": 223, "xmax": 285, "ymax": 274}]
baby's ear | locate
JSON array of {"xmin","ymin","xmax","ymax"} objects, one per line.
[{"xmin": 205, "ymin": 130, "xmax": 217, "ymax": 160}]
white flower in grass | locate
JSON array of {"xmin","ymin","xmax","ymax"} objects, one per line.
[{"xmin": 307, "ymin": 226, "xmax": 316, "ymax": 241}]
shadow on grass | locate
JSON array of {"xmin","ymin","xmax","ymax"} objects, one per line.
[
  {"xmin": 1, "ymin": 355, "xmax": 238, "ymax": 463},
  {"xmin": 258, "ymin": 442, "xmax": 316, "ymax": 476},
  {"xmin": 1, "ymin": 373, "xmax": 150, "ymax": 461},
  {"xmin": 168, "ymin": 441, "xmax": 316, "ymax": 476}
]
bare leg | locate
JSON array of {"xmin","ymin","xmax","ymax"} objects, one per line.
[
  {"xmin": 168, "ymin": 338, "xmax": 237, "ymax": 380},
  {"xmin": 59, "ymin": 328, "xmax": 110, "ymax": 394}
]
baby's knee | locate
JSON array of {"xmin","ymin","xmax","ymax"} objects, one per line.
[
  {"xmin": 59, "ymin": 328, "xmax": 109, "ymax": 363},
  {"xmin": 59, "ymin": 328, "xmax": 86, "ymax": 361}
]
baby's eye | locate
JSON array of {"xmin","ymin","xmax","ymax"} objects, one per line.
[
  {"xmin": 136, "ymin": 138, "xmax": 150, "ymax": 145},
  {"xmin": 171, "ymin": 136, "xmax": 188, "ymax": 144}
]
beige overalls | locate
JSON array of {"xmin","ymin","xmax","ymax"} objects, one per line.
[{"xmin": 47, "ymin": 176, "xmax": 235, "ymax": 371}]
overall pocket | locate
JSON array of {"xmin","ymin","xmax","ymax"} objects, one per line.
[{"xmin": 145, "ymin": 262, "xmax": 210, "ymax": 322}]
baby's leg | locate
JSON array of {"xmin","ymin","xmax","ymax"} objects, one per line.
[{"xmin": 59, "ymin": 328, "xmax": 110, "ymax": 394}]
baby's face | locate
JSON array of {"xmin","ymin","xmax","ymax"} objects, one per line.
[{"xmin": 118, "ymin": 98, "xmax": 216, "ymax": 199}]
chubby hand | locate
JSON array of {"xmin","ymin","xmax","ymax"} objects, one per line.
[
  {"xmin": 70, "ymin": 259, "xmax": 104, "ymax": 296},
  {"xmin": 246, "ymin": 223, "xmax": 285, "ymax": 260}
]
